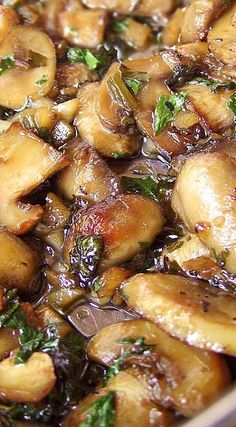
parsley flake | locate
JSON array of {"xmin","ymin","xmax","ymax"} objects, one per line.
[
  {"xmin": 153, "ymin": 92, "xmax": 187, "ymax": 135},
  {"xmin": 0, "ymin": 55, "xmax": 15, "ymax": 76},
  {"xmin": 67, "ymin": 48, "xmax": 100, "ymax": 71},
  {"xmin": 35, "ymin": 74, "xmax": 48, "ymax": 85}
]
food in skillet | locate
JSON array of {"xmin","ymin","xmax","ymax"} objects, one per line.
[{"xmin": 0, "ymin": 0, "xmax": 236, "ymax": 426}]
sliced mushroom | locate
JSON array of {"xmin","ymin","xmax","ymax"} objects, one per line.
[
  {"xmin": 75, "ymin": 82, "xmax": 140, "ymax": 158},
  {"xmin": 123, "ymin": 272, "xmax": 236, "ymax": 356},
  {"xmin": 64, "ymin": 369, "xmax": 175, "ymax": 427},
  {"xmin": 57, "ymin": 139, "xmax": 121, "ymax": 202},
  {"xmin": 0, "ymin": 352, "xmax": 56, "ymax": 402},
  {"xmin": 171, "ymin": 152, "xmax": 236, "ymax": 274},
  {"xmin": 96, "ymin": 62, "xmax": 136, "ymax": 134},
  {"xmin": 161, "ymin": 8, "xmax": 185, "ymax": 46},
  {"xmin": 135, "ymin": 79, "xmax": 186, "ymax": 158},
  {"xmin": 0, "ymin": 228, "xmax": 39, "ymax": 294},
  {"xmin": 90, "ymin": 267, "xmax": 131, "ymax": 305},
  {"xmin": 176, "ymin": 41, "xmax": 208, "ymax": 61},
  {"xmin": 56, "ymin": 63, "xmax": 98, "ymax": 90},
  {"xmin": 161, "ymin": 233, "xmax": 220, "ymax": 279},
  {"xmin": 180, "ymin": 0, "xmax": 227, "ymax": 44},
  {"xmin": 0, "ymin": 25, "xmax": 56, "ymax": 109},
  {"xmin": 88, "ymin": 319, "xmax": 230, "ymax": 416},
  {"xmin": 208, "ymin": 1, "xmax": 236, "ymax": 66},
  {"xmin": 115, "ymin": 18, "xmax": 152, "ymax": 51},
  {"xmin": 0, "ymin": 5, "xmax": 20, "ymax": 42},
  {"xmin": 63, "ymin": 194, "xmax": 164, "ymax": 269},
  {"xmin": 181, "ymin": 83, "xmax": 234, "ymax": 132},
  {"xmin": 59, "ymin": 9, "xmax": 107, "ymax": 48},
  {"xmin": 0, "ymin": 123, "xmax": 69, "ymax": 234}
]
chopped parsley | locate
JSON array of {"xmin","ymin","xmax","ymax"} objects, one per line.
[
  {"xmin": 35, "ymin": 74, "xmax": 48, "ymax": 85},
  {"xmin": 0, "ymin": 290, "xmax": 59, "ymax": 364},
  {"xmin": 0, "ymin": 55, "xmax": 15, "ymax": 76},
  {"xmin": 153, "ymin": 92, "xmax": 187, "ymax": 135},
  {"xmin": 121, "ymin": 174, "xmax": 175, "ymax": 201},
  {"xmin": 67, "ymin": 48, "xmax": 100, "ymax": 71},
  {"xmin": 104, "ymin": 336, "xmax": 155, "ymax": 384},
  {"xmin": 190, "ymin": 77, "xmax": 236, "ymax": 93},
  {"xmin": 112, "ymin": 151, "xmax": 129, "ymax": 159},
  {"xmin": 70, "ymin": 235, "xmax": 104, "ymax": 288},
  {"xmin": 228, "ymin": 94, "xmax": 236, "ymax": 122},
  {"xmin": 113, "ymin": 19, "xmax": 129, "ymax": 32},
  {"xmin": 80, "ymin": 391, "xmax": 116, "ymax": 427},
  {"xmin": 121, "ymin": 67, "xmax": 149, "ymax": 96}
]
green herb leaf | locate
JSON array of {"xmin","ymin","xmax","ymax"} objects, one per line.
[
  {"xmin": 35, "ymin": 74, "xmax": 48, "ymax": 85},
  {"xmin": 190, "ymin": 77, "xmax": 236, "ymax": 93},
  {"xmin": 70, "ymin": 235, "xmax": 104, "ymax": 288},
  {"xmin": 0, "ymin": 55, "xmax": 15, "ymax": 76},
  {"xmin": 80, "ymin": 391, "xmax": 116, "ymax": 427},
  {"xmin": 104, "ymin": 336, "xmax": 155, "ymax": 384},
  {"xmin": 122, "ymin": 175, "xmax": 175, "ymax": 201},
  {"xmin": 153, "ymin": 92, "xmax": 187, "ymax": 135},
  {"xmin": 16, "ymin": 326, "xmax": 44, "ymax": 364},
  {"xmin": 138, "ymin": 241, "xmax": 150, "ymax": 251},
  {"xmin": 112, "ymin": 151, "xmax": 129, "ymax": 159},
  {"xmin": 228, "ymin": 94, "xmax": 236, "ymax": 120},
  {"xmin": 67, "ymin": 48, "xmax": 100, "ymax": 71},
  {"xmin": 122, "ymin": 176, "xmax": 157, "ymax": 199},
  {"xmin": 125, "ymin": 78, "xmax": 141, "ymax": 95},
  {"xmin": 121, "ymin": 67, "xmax": 149, "ymax": 96},
  {"xmin": 113, "ymin": 19, "xmax": 129, "ymax": 32},
  {"xmin": 15, "ymin": 322, "xmax": 59, "ymax": 365},
  {"xmin": 38, "ymin": 127, "xmax": 52, "ymax": 144}
]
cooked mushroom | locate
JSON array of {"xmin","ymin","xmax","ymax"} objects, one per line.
[
  {"xmin": 122, "ymin": 272, "xmax": 236, "ymax": 355},
  {"xmin": 172, "ymin": 152, "xmax": 236, "ymax": 274},
  {"xmin": 0, "ymin": 5, "xmax": 20, "ymax": 42},
  {"xmin": 59, "ymin": 9, "xmax": 107, "ymax": 48},
  {"xmin": 0, "ymin": 229, "xmax": 39, "ymax": 294},
  {"xmin": 0, "ymin": 123, "xmax": 69, "ymax": 234},
  {"xmin": 64, "ymin": 369, "xmax": 175, "ymax": 427},
  {"xmin": 180, "ymin": 0, "xmax": 227, "ymax": 44},
  {"xmin": 0, "ymin": 352, "xmax": 56, "ymax": 402},
  {"xmin": 63, "ymin": 194, "xmax": 164, "ymax": 269},
  {"xmin": 0, "ymin": 26, "xmax": 56, "ymax": 109},
  {"xmin": 88, "ymin": 319, "xmax": 230, "ymax": 416},
  {"xmin": 208, "ymin": 2, "xmax": 236, "ymax": 66},
  {"xmin": 57, "ymin": 139, "xmax": 121, "ymax": 202},
  {"xmin": 75, "ymin": 82, "xmax": 140, "ymax": 158}
]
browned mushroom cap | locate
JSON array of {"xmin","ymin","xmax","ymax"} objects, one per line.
[
  {"xmin": 63, "ymin": 193, "xmax": 164, "ymax": 269},
  {"xmin": 172, "ymin": 152, "xmax": 236, "ymax": 274},
  {"xmin": 88, "ymin": 319, "xmax": 230, "ymax": 417},
  {"xmin": 122, "ymin": 272, "xmax": 236, "ymax": 355},
  {"xmin": 0, "ymin": 26, "xmax": 56, "ymax": 109},
  {"xmin": 0, "ymin": 352, "xmax": 56, "ymax": 402},
  {"xmin": 0, "ymin": 123, "xmax": 69, "ymax": 235}
]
